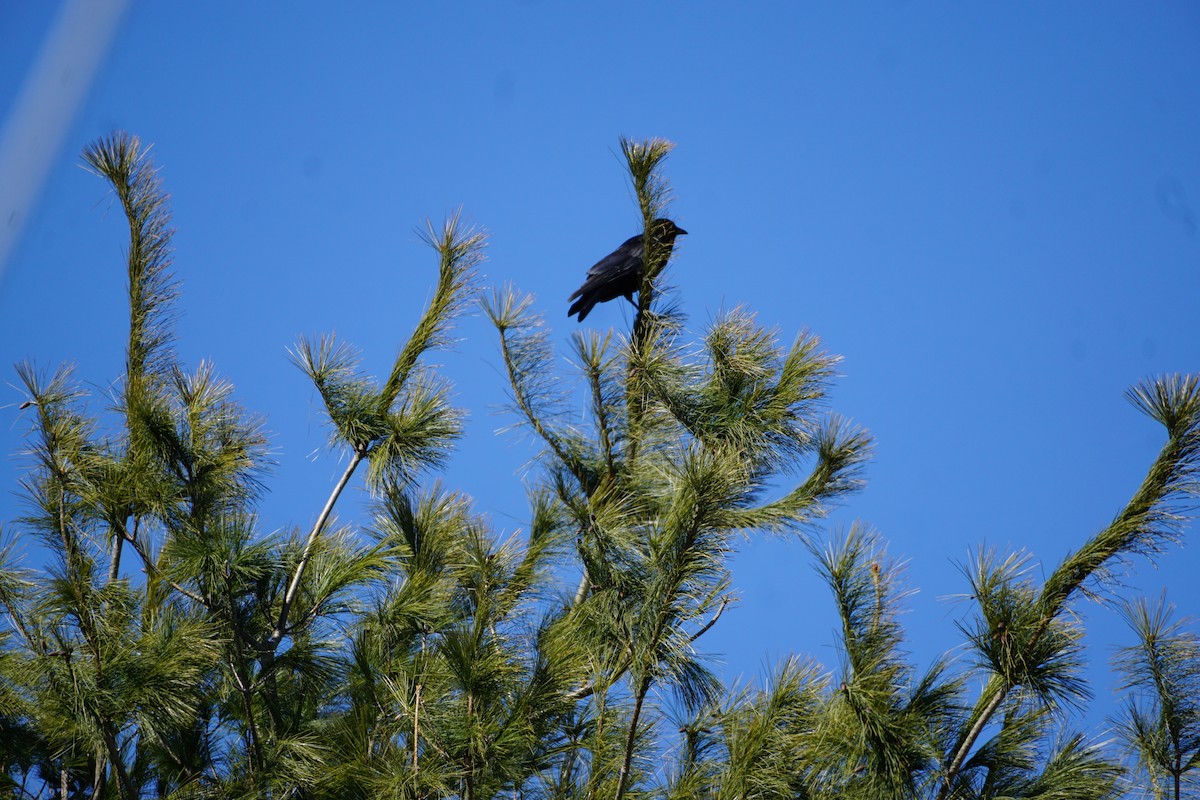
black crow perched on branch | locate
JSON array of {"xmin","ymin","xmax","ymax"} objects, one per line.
[{"xmin": 567, "ymin": 218, "xmax": 687, "ymax": 322}]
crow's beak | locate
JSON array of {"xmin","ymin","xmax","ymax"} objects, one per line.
[{"xmin": 676, "ymin": 227, "xmax": 688, "ymax": 236}]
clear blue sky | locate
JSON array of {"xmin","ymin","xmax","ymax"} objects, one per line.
[{"xmin": 2, "ymin": 1, "xmax": 1198, "ymax": 736}]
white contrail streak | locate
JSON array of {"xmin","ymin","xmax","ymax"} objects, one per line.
[{"xmin": 0, "ymin": 0, "xmax": 130, "ymax": 282}]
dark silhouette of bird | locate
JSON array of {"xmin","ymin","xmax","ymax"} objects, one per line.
[{"xmin": 567, "ymin": 218, "xmax": 687, "ymax": 322}]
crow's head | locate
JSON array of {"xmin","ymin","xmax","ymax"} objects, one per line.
[{"xmin": 649, "ymin": 218, "xmax": 688, "ymax": 242}]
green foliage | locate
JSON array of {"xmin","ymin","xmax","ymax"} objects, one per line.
[
  {"xmin": 1, "ymin": 132, "xmax": 1196, "ymax": 800},
  {"xmin": 1111, "ymin": 595, "xmax": 1200, "ymax": 800}
]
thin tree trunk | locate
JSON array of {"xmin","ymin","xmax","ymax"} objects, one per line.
[
  {"xmin": 465, "ymin": 693, "xmax": 475, "ymax": 800},
  {"xmin": 93, "ymin": 756, "xmax": 106, "ymax": 800},
  {"xmin": 938, "ymin": 682, "xmax": 1008, "ymax": 800},
  {"xmin": 100, "ymin": 725, "xmax": 135, "ymax": 800},
  {"xmin": 614, "ymin": 676, "xmax": 650, "ymax": 800},
  {"xmin": 230, "ymin": 649, "xmax": 264, "ymax": 771},
  {"xmin": 412, "ymin": 681, "xmax": 421, "ymax": 774},
  {"xmin": 273, "ymin": 450, "xmax": 363, "ymax": 644},
  {"xmin": 572, "ymin": 571, "xmax": 591, "ymax": 607},
  {"xmin": 108, "ymin": 534, "xmax": 122, "ymax": 583}
]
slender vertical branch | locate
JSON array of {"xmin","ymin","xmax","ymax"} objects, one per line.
[
  {"xmin": 619, "ymin": 137, "xmax": 675, "ymax": 466},
  {"xmin": 107, "ymin": 537, "xmax": 122, "ymax": 584},
  {"xmin": 272, "ymin": 450, "xmax": 363, "ymax": 644},
  {"xmin": 572, "ymin": 571, "xmax": 592, "ymax": 608},
  {"xmin": 615, "ymin": 675, "xmax": 651, "ymax": 800},
  {"xmin": 413, "ymin": 629, "xmax": 427, "ymax": 775},
  {"xmin": 412, "ymin": 681, "xmax": 422, "ymax": 774},
  {"xmin": 939, "ymin": 680, "xmax": 1008, "ymax": 799},
  {"xmin": 83, "ymin": 133, "xmax": 179, "ymax": 600},
  {"xmin": 229, "ymin": 654, "xmax": 264, "ymax": 772},
  {"xmin": 99, "ymin": 726, "xmax": 136, "ymax": 800}
]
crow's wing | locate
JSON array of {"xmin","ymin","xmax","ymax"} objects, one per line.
[
  {"xmin": 567, "ymin": 233, "xmax": 651, "ymax": 320},
  {"xmin": 568, "ymin": 235, "xmax": 645, "ymax": 302},
  {"xmin": 584, "ymin": 234, "xmax": 643, "ymax": 280}
]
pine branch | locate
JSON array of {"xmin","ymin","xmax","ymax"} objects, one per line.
[
  {"xmin": 1041, "ymin": 376, "xmax": 1200, "ymax": 615},
  {"xmin": 620, "ymin": 136, "xmax": 674, "ymax": 238},
  {"xmin": 938, "ymin": 374, "xmax": 1200, "ymax": 800},
  {"xmin": 81, "ymin": 132, "xmax": 182, "ymax": 594},
  {"xmin": 620, "ymin": 137, "xmax": 678, "ymax": 462},
  {"xmin": 484, "ymin": 286, "xmax": 595, "ymax": 491},
  {"xmin": 379, "ymin": 213, "xmax": 483, "ymax": 413},
  {"xmin": 718, "ymin": 415, "xmax": 871, "ymax": 533},
  {"xmin": 1112, "ymin": 593, "xmax": 1200, "ymax": 796},
  {"xmin": 689, "ymin": 596, "xmax": 729, "ymax": 643},
  {"xmin": 574, "ymin": 330, "xmax": 620, "ymax": 480},
  {"xmin": 81, "ymin": 132, "xmax": 179, "ymax": 394},
  {"xmin": 274, "ymin": 217, "xmax": 481, "ymax": 646}
]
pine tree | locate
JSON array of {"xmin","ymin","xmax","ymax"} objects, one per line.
[{"xmin": 2, "ymin": 132, "xmax": 1197, "ymax": 800}]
